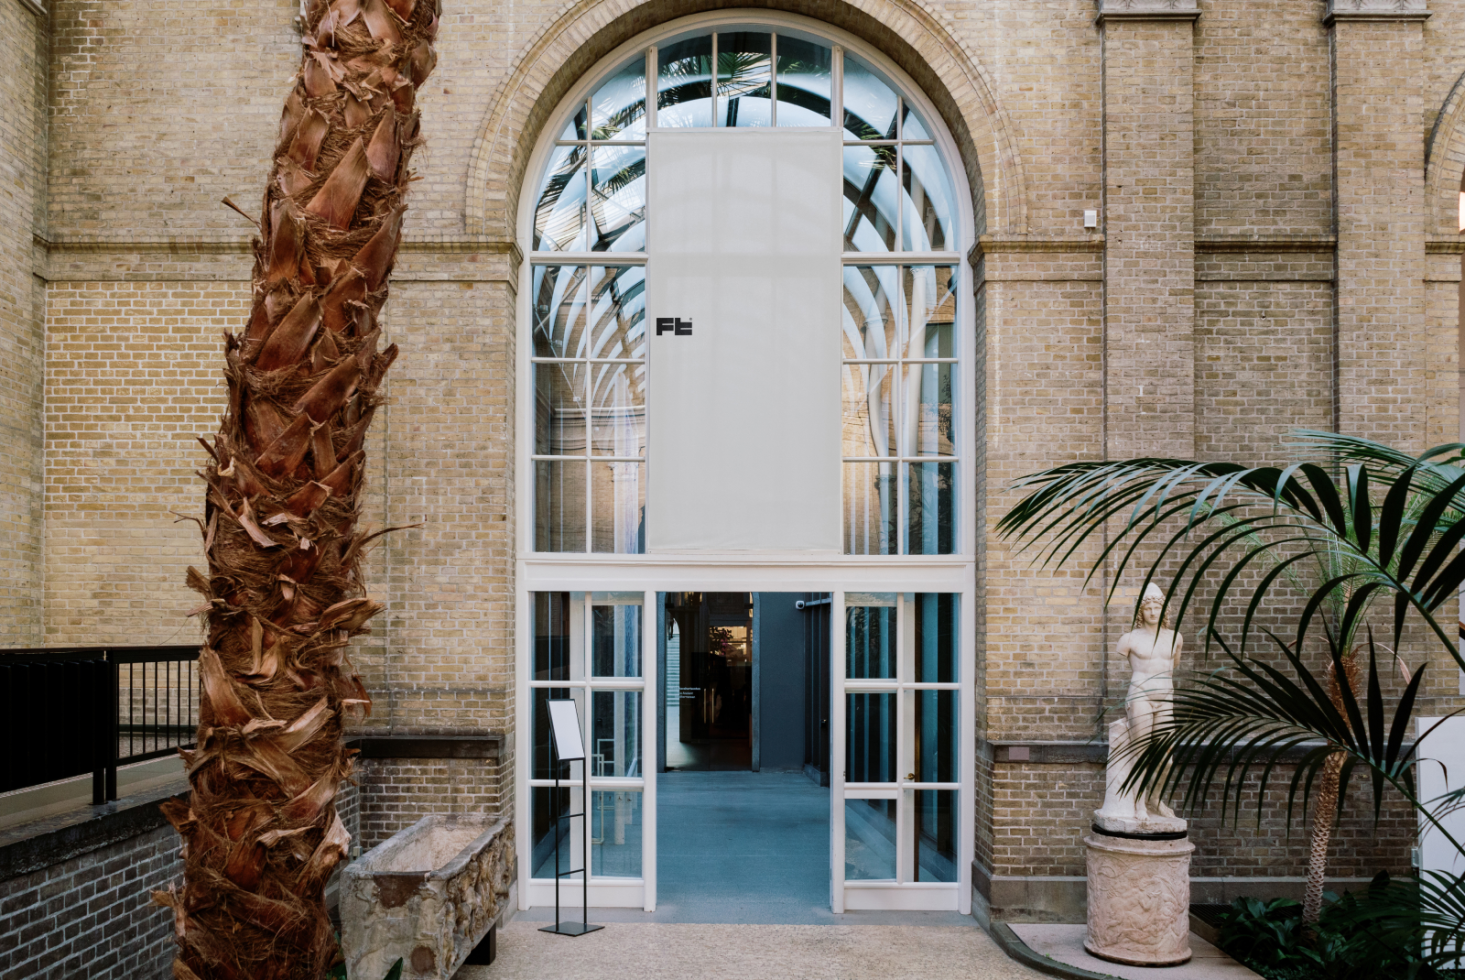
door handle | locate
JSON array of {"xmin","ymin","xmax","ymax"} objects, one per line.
[{"xmin": 905, "ymin": 773, "xmax": 915, "ymax": 781}]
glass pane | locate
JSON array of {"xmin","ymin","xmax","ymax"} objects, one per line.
[
  {"xmin": 591, "ymin": 691, "xmax": 643, "ymax": 777},
  {"xmin": 535, "ymin": 460, "xmax": 585, "ymax": 552},
  {"xmin": 843, "ymin": 56, "xmax": 898, "ymax": 141},
  {"xmin": 532, "ymin": 784, "xmax": 583, "ymax": 879},
  {"xmin": 914, "ymin": 689, "xmax": 957, "ymax": 783},
  {"xmin": 845, "ymin": 798, "xmax": 897, "ymax": 880},
  {"xmin": 903, "ymin": 265, "xmax": 958, "ymax": 358},
  {"xmin": 847, "ymin": 600, "xmax": 896, "ymax": 679},
  {"xmin": 591, "ymin": 603, "xmax": 642, "ymax": 677},
  {"xmin": 591, "ymin": 790, "xmax": 643, "ymax": 877},
  {"xmin": 842, "ymin": 145, "xmax": 897, "ymax": 253},
  {"xmin": 775, "ymin": 35, "xmax": 832, "ymax": 126},
  {"xmin": 904, "ymin": 362, "xmax": 955, "ymax": 457},
  {"xmin": 717, "ymin": 32, "xmax": 772, "ymax": 127},
  {"xmin": 591, "ymin": 461, "xmax": 645, "ymax": 554},
  {"xmin": 531, "ymin": 264, "xmax": 587, "ymax": 358},
  {"xmin": 587, "ymin": 265, "xmax": 647, "ymax": 361},
  {"xmin": 848, "ymin": 693, "xmax": 896, "ymax": 783},
  {"xmin": 533, "ymin": 687, "xmax": 585, "ymax": 779},
  {"xmin": 560, "ymin": 105, "xmax": 588, "ymax": 142},
  {"xmin": 906, "ymin": 461, "xmax": 955, "ymax": 556},
  {"xmin": 914, "ymin": 593, "xmax": 957, "ymax": 683},
  {"xmin": 532, "ymin": 144, "xmax": 588, "ymax": 252},
  {"xmin": 842, "ymin": 362, "xmax": 894, "ymax": 458},
  {"xmin": 843, "ymin": 462, "xmax": 897, "ymax": 556},
  {"xmin": 592, "ymin": 57, "xmax": 647, "ymax": 140},
  {"xmin": 533, "ymin": 591, "xmax": 573, "ymax": 681},
  {"xmin": 657, "ymin": 35, "xmax": 713, "ymax": 128},
  {"xmin": 901, "ymin": 144, "xmax": 957, "ymax": 252},
  {"xmin": 841, "ymin": 265, "xmax": 898, "ymax": 359},
  {"xmin": 913, "ymin": 790, "xmax": 957, "ymax": 882},
  {"xmin": 590, "ymin": 362, "xmax": 646, "ymax": 456},
  {"xmin": 901, "ymin": 102, "xmax": 932, "ymax": 142},
  {"xmin": 590, "ymin": 144, "xmax": 646, "ymax": 253},
  {"xmin": 534, "ymin": 363, "xmax": 586, "ymax": 456}
]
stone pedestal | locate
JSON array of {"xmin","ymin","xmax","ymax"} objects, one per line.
[{"xmin": 1083, "ymin": 831, "xmax": 1194, "ymax": 966}]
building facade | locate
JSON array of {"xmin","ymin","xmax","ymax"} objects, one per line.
[{"xmin": 2, "ymin": 0, "xmax": 1461, "ymax": 924}]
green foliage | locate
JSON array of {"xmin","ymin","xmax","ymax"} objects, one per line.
[{"xmin": 997, "ymin": 431, "xmax": 1465, "ymax": 972}]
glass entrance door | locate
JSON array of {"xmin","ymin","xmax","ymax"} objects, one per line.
[
  {"xmin": 526, "ymin": 590, "xmax": 657, "ymax": 909},
  {"xmin": 832, "ymin": 591, "xmax": 963, "ymax": 911}
]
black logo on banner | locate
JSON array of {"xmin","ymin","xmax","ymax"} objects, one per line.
[{"xmin": 655, "ymin": 317, "xmax": 693, "ymax": 336}]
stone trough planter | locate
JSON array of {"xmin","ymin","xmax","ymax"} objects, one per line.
[{"xmin": 341, "ymin": 815, "xmax": 515, "ymax": 980}]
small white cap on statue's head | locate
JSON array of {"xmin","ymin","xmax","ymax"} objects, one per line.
[{"xmin": 1142, "ymin": 583, "xmax": 1164, "ymax": 601}]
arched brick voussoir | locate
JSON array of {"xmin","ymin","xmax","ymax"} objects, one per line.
[
  {"xmin": 1426, "ymin": 68, "xmax": 1465, "ymax": 238},
  {"xmin": 463, "ymin": 0, "xmax": 1029, "ymax": 244}
]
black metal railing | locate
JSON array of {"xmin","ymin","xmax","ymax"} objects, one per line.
[{"xmin": 0, "ymin": 645, "xmax": 199, "ymax": 804}]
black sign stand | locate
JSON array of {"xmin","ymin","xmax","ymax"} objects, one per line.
[{"xmin": 539, "ymin": 700, "xmax": 603, "ymax": 937}]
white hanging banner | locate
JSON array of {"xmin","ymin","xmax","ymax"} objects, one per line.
[{"xmin": 645, "ymin": 129, "xmax": 842, "ymax": 553}]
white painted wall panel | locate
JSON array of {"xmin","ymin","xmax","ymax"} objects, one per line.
[{"xmin": 646, "ymin": 129, "xmax": 842, "ymax": 552}]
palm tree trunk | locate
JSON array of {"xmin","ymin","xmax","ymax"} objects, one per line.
[
  {"xmin": 152, "ymin": 2, "xmax": 438, "ymax": 977},
  {"xmin": 1304, "ymin": 649, "xmax": 1359, "ymax": 924}
]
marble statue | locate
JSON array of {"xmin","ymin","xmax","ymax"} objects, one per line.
[
  {"xmin": 1084, "ymin": 582, "xmax": 1193, "ymax": 967},
  {"xmin": 1095, "ymin": 583, "xmax": 1185, "ymax": 835}
]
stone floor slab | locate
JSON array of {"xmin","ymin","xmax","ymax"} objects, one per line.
[
  {"xmin": 1009, "ymin": 924, "xmax": 1260, "ymax": 980},
  {"xmin": 459, "ymin": 922, "xmax": 1046, "ymax": 980}
]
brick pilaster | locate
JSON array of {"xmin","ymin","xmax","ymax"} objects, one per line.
[{"xmin": 1328, "ymin": 0, "xmax": 1431, "ymax": 452}]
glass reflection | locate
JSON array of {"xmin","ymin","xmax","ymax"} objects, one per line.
[
  {"xmin": 532, "ymin": 784, "xmax": 583, "ymax": 879},
  {"xmin": 915, "ymin": 592, "xmax": 957, "ymax": 683},
  {"xmin": 906, "ymin": 461, "xmax": 955, "ymax": 555},
  {"xmin": 842, "ymin": 265, "xmax": 898, "ymax": 359},
  {"xmin": 559, "ymin": 113, "xmax": 587, "ymax": 142},
  {"xmin": 533, "ymin": 144, "xmax": 588, "ymax": 252},
  {"xmin": 775, "ymin": 36, "xmax": 832, "ymax": 126},
  {"xmin": 591, "ymin": 791, "xmax": 642, "ymax": 877},
  {"xmin": 591, "ymin": 362, "xmax": 646, "ymax": 456},
  {"xmin": 592, "ymin": 461, "xmax": 644, "ymax": 554},
  {"xmin": 914, "ymin": 689, "xmax": 957, "ymax": 783},
  {"xmin": 847, "ymin": 692, "xmax": 896, "ymax": 780},
  {"xmin": 531, "ymin": 265, "xmax": 587, "ymax": 358},
  {"xmin": 591, "ymin": 691, "xmax": 643, "ymax": 776},
  {"xmin": 535, "ymin": 460, "xmax": 585, "ymax": 552},
  {"xmin": 534, "ymin": 363, "xmax": 585, "ymax": 456},
  {"xmin": 845, "ymin": 798, "xmax": 897, "ymax": 880},
  {"xmin": 657, "ymin": 35, "xmax": 713, "ymax": 128},
  {"xmin": 906, "ymin": 362, "xmax": 954, "ymax": 457},
  {"xmin": 592, "ymin": 603, "xmax": 643, "ymax": 677},
  {"xmin": 913, "ymin": 790, "xmax": 957, "ymax": 882},
  {"xmin": 843, "ymin": 56, "xmax": 898, "ymax": 140},
  {"xmin": 903, "ymin": 266, "xmax": 957, "ymax": 358},
  {"xmin": 901, "ymin": 103, "xmax": 933, "ymax": 141},
  {"xmin": 592, "ymin": 57, "xmax": 647, "ymax": 140},
  {"xmin": 844, "ymin": 462, "xmax": 897, "ymax": 556},
  {"xmin": 901, "ymin": 144, "xmax": 957, "ymax": 251},
  {"xmin": 717, "ymin": 33, "xmax": 772, "ymax": 128},
  {"xmin": 847, "ymin": 598, "xmax": 896, "ymax": 679},
  {"xmin": 591, "ymin": 144, "xmax": 646, "ymax": 253},
  {"xmin": 842, "ymin": 362, "xmax": 894, "ymax": 459},
  {"xmin": 587, "ymin": 265, "xmax": 646, "ymax": 360},
  {"xmin": 533, "ymin": 591, "xmax": 573, "ymax": 681},
  {"xmin": 843, "ymin": 145, "xmax": 897, "ymax": 252}
]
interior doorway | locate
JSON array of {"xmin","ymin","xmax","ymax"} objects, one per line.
[{"xmin": 663, "ymin": 592, "xmax": 753, "ymax": 770}]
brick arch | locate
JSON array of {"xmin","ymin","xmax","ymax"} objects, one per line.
[
  {"xmin": 462, "ymin": 0, "xmax": 1027, "ymax": 243},
  {"xmin": 1426, "ymin": 68, "xmax": 1465, "ymax": 237}
]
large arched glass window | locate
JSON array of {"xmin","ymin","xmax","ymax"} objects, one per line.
[{"xmin": 525, "ymin": 22, "xmax": 964, "ymax": 556}]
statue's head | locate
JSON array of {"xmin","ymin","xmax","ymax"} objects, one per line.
[{"xmin": 1134, "ymin": 583, "xmax": 1167, "ymax": 630}]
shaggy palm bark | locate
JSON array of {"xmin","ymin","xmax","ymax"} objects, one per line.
[
  {"xmin": 1304, "ymin": 650, "xmax": 1360, "ymax": 924},
  {"xmin": 153, "ymin": 2, "xmax": 438, "ymax": 977}
]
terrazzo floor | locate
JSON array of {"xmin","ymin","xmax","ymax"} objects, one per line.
[{"xmin": 458, "ymin": 922, "xmax": 1046, "ymax": 980}]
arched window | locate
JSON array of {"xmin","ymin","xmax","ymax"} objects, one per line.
[{"xmin": 522, "ymin": 17, "xmax": 968, "ymax": 558}]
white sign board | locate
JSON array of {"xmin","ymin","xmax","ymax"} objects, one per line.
[
  {"xmin": 547, "ymin": 699, "xmax": 585, "ymax": 762},
  {"xmin": 645, "ymin": 128, "xmax": 842, "ymax": 553}
]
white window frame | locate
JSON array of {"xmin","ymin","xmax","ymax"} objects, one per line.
[{"xmin": 514, "ymin": 10, "xmax": 977, "ymax": 915}]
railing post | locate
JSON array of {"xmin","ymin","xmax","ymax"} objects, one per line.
[
  {"xmin": 91, "ymin": 658, "xmax": 106, "ymax": 806},
  {"xmin": 106, "ymin": 652, "xmax": 119, "ymax": 802}
]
